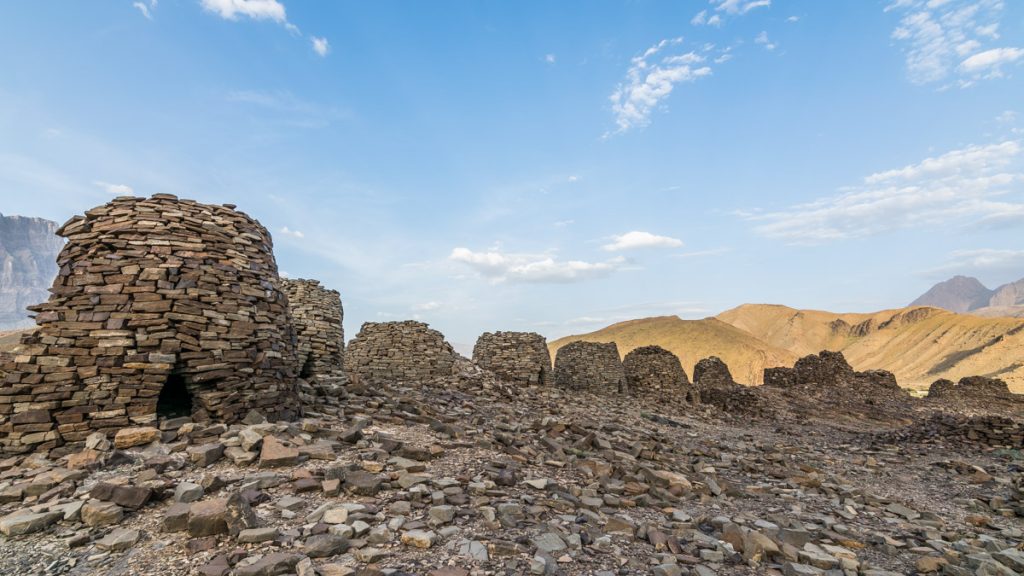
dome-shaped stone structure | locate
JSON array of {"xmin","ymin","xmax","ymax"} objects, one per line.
[
  {"xmin": 472, "ymin": 331, "xmax": 551, "ymax": 386},
  {"xmin": 0, "ymin": 194, "xmax": 300, "ymax": 454},
  {"xmin": 552, "ymin": 341, "xmax": 625, "ymax": 392},
  {"xmin": 622, "ymin": 345, "xmax": 690, "ymax": 397},
  {"xmin": 345, "ymin": 321, "xmax": 457, "ymax": 385}
]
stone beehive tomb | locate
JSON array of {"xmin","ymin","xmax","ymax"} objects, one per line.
[
  {"xmin": 552, "ymin": 341, "xmax": 625, "ymax": 392},
  {"xmin": 0, "ymin": 194, "xmax": 300, "ymax": 455},
  {"xmin": 281, "ymin": 278, "xmax": 344, "ymax": 380},
  {"xmin": 472, "ymin": 331, "xmax": 551, "ymax": 386},
  {"xmin": 622, "ymin": 345, "xmax": 691, "ymax": 397},
  {"xmin": 345, "ymin": 320, "xmax": 457, "ymax": 385}
]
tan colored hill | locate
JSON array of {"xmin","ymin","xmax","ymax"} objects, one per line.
[
  {"xmin": 0, "ymin": 327, "xmax": 32, "ymax": 353},
  {"xmin": 970, "ymin": 305, "xmax": 1024, "ymax": 318},
  {"xmin": 717, "ymin": 304, "xmax": 1024, "ymax": 393},
  {"xmin": 548, "ymin": 316, "xmax": 798, "ymax": 385}
]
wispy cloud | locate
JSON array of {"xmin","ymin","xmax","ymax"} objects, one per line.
[
  {"xmin": 930, "ymin": 248, "xmax": 1024, "ymax": 276},
  {"xmin": 690, "ymin": 10, "xmax": 722, "ymax": 27},
  {"xmin": 311, "ymin": 36, "xmax": 330, "ymax": 57},
  {"xmin": 886, "ymin": 0, "xmax": 1021, "ymax": 87},
  {"xmin": 996, "ymin": 110, "xmax": 1018, "ymax": 124},
  {"xmin": 200, "ymin": 0, "xmax": 286, "ymax": 22},
  {"xmin": 225, "ymin": 89, "xmax": 348, "ymax": 127},
  {"xmin": 755, "ymin": 31, "xmax": 776, "ymax": 51},
  {"xmin": 958, "ymin": 47, "xmax": 1024, "ymax": 79},
  {"xmin": 744, "ymin": 140, "xmax": 1024, "ymax": 243},
  {"xmin": 608, "ymin": 38, "xmax": 713, "ymax": 135},
  {"xmin": 412, "ymin": 301, "xmax": 441, "ymax": 312},
  {"xmin": 93, "ymin": 180, "xmax": 134, "ymax": 195},
  {"xmin": 279, "ymin": 226, "xmax": 304, "ymax": 238},
  {"xmin": 449, "ymin": 247, "xmax": 626, "ymax": 284},
  {"xmin": 544, "ymin": 54, "xmax": 556, "ymax": 64},
  {"xmin": 602, "ymin": 230, "xmax": 683, "ymax": 251},
  {"xmin": 133, "ymin": 0, "xmax": 157, "ymax": 20},
  {"xmin": 713, "ymin": 0, "xmax": 771, "ymax": 16}
]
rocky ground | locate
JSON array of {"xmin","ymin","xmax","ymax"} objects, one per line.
[{"xmin": 0, "ymin": 361, "xmax": 1022, "ymax": 576}]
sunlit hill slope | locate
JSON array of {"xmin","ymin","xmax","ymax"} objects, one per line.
[{"xmin": 551, "ymin": 306, "xmax": 1024, "ymax": 393}]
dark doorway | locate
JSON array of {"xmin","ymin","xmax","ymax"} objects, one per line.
[
  {"xmin": 300, "ymin": 357, "xmax": 314, "ymax": 379},
  {"xmin": 157, "ymin": 373, "xmax": 193, "ymax": 418}
]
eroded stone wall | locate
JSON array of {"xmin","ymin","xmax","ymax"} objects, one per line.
[
  {"xmin": 552, "ymin": 341, "xmax": 625, "ymax": 392},
  {"xmin": 472, "ymin": 331, "xmax": 551, "ymax": 386},
  {"xmin": 345, "ymin": 321, "xmax": 457, "ymax": 385},
  {"xmin": 281, "ymin": 278, "xmax": 344, "ymax": 378},
  {"xmin": 622, "ymin": 345, "xmax": 691, "ymax": 398},
  {"xmin": 0, "ymin": 194, "xmax": 300, "ymax": 454}
]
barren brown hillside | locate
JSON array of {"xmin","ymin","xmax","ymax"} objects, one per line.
[
  {"xmin": 718, "ymin": 304, "xmax": 1024, "ymax": 393},
  {"xmin": 548, "ymin": 315, "xmax": 798, "ymax": 385}
]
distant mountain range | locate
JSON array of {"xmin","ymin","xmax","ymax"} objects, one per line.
[
  {"xmin": 911, "ymin": 275, "xmax": 1024, "ymax": 317},
  {"xmin": 0, "ymin": 214, "xmax": 63, "ymax": 330},
  {"xmin": 550, "ymin": 304, "xmax": 1024, "ymax": 393}
]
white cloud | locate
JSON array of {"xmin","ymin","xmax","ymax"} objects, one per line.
[
  {"xmin": 787, "ymin": 15, "xmax": 800, "ymax": 22},
  {"xmin": 449, "ymin": 247, "xmax": 626, "ymax": 284},
  {"xmin": 931, "ymin": 248, "xmax": 1024, "ymax": 275},
  {"xmin": 279, "ymin": 226, "xmax": 305, "ymax": 238},
  {"xmin": 886, "ymin": 0, "xmax": 1020, "ymax": 86},
  {"xmin": 995, "ymin": 110, "xmax": 1017, "ymax": 124},
  {"xmin": 755, "ymin": 31, "xmax": 776, "ymax": 50},
  {"xmin": 554, "ymin": 219, "xmax": 575, "ymax": 227},
  {"xmin": 545, "ymin": 54, "xmax": 556, "ymax": 64},
  {"xmin": 608, "ymin": 38, "xmax": 713, "ymax": 134},
  {"xmin": 691, "ymin": 10, "xmax": 707, "ymax": 25},
  {"xmin": 713, "ymin": 0, "xmax": 771, "ymax": 15},
  {"xmin": 133, "ymin": 0, "xmax": 157, "ymax": 20},
  {"xmin": 93, "ymin": 181, "xmax": 134, "ymax": 195},
  {"xmin": 745, "ymin": 140, "xmax": 1024, "ymax": 242},
  {"xmin": 412, "ymin": 301, "xmax": 441, "ymax": 312},
  {"xmin": 602, "ymin": 231, "xmax": 683, "ymax": 251},
  {"xmin": 311, "ymin": 36, "xmax": 330, "ymax": 57},
  {"xmin": 958, "ymin": 46, "xmax": 1024, "ymax": 78},
  {"xmin": 200, "ymin": 0, "xmax": 286, "ymax": 22},
  {"xmin": 707, "ymin": 14, "xmax": 722, "ymax": 26}
]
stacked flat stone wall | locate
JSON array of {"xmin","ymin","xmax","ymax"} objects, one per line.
[
  {"xmin": 622, "ymin": 345, "xmax": 690, "ymax": 397},
  {"xmin": 874, "ymin": 414, "xmax": 1023, "ymax": 449},
  {"xmin": 552, "ymin": 341, "xmax": 625, "ymax": 393},
  {"xmin": 472, "ymin": 331, "xmax": 551, "ymax": 386},
  {"xmin": 0, "ymin": 194, "xmax": 300, "ymax": 455},
  {"xmin": 345, "ymin": 321, "xmax": 457, "ymax": 385},
  {"xmin": 281, "ymin": 278, "xmax": 344, "ymax": 378}
]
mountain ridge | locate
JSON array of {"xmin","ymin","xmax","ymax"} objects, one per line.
[
  {"xmin": 912, "ymin": 274, "xmax": 1024, "ymax": 317},
  {"xmin": 551, "ymin": 304, "xmax": 1024, "ymax": 393}
]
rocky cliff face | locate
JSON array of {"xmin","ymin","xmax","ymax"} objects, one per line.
[
  {"xmin": 989, "ymin": 279, "xmax": 1024, "ymax": 308},
  {"xmin": 0, "ymin": 214, "xmax": 62, "ymax": 329}
]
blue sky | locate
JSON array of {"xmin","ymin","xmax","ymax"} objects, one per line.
[{"xmin": 1, "ymin": 0, "xmax": 1023, "ymax": 352}]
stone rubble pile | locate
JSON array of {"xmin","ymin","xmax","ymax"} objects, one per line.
[
  {"xmin": 344, "ymin": 321, "xmax": 458, "ymax": 386},
  {"xmin": 691, "ymin": 356, "xmax": 770, "ymax": 416},
  {"xmin": 0, "ymin": 365, "xmax": 1021, "ymax": 576},
  {"xmin": 872, "ymin": 413, "xmax": 1024, "ymax": 448},
  {"xmin": 471, "ymin": 331, "xmax": 551, "ymax": 387},
  {"xmin": 926, "ymin": 375, "xmax": 1024, "ymax": 416},
  {"xmin": 552, "ymin": 341, "xmax": 626, "ymax": 393},
  {"xmin": 0, "ymin": 195, "xmax": 301, "ymax": 456}
]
